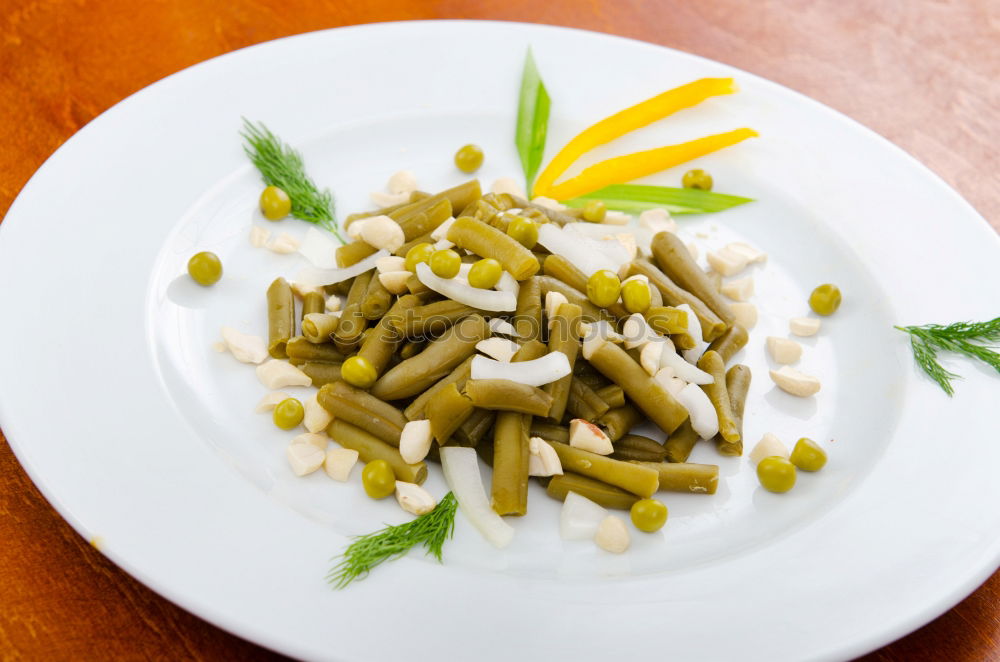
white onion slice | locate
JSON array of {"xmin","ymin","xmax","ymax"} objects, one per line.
[
  {"xmin": 471, "ymin": 352, "xmax": 570, "ymax": 386},
  {"xmin": 622, "ymin": 313, "xmax": 659, "ymax": 349},
  {"xmin": 678, "ymin": 303, "xmax": 708, "ymax": 364},
  {"xmin": 488, "ymin": 318, "xmax": 520, "ymax": 337},
  {"xmin": 658, "ymin": 340, "xmax": 714, "ymax": 384},
  {"xmin": 537, "ymin": 223, "xmax": 617, "ymax": 277},
  {"xmin": 496, "ymin": 271, "xmax": 520, "ymax": 298},
  {"xmin": 676, "ymin": 383, "xmax": 719, "ymax": 439},
  {"xmin": 476, "ymin": 338, "xmax": 520, "ymax": 362},
  {"xmin": 295, "ymin": 249, "xmax": 389, "ymax": 287},
  {"xmin": 297, "ymin": 227, "xmax": 341, "ymax": 269},
  {"xmin": 415, "ymin": 263, "xmax": 517, "ymax": 312},
  {"xmin": 559, "ymin": 491, "xmax": 608, "ymax": 540},
  {"xmin": 440, "ymin": 447, "xmax": 514, "ymax": 549}
]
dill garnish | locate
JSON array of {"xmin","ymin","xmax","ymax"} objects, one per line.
[
  {"xmin": 240, "ymin": 119, "xmax": 344, "ymax": 243},
  {"xmin": 327, "ymin": 492, "xmax": 458, "ymax": 588},
  {"xmin": 895, "ymin": 317, "xmax": 1000, "ymax": 395}
]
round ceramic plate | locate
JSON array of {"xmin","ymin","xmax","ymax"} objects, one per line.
[{"xmin": 1, "ymin": 21, "xmax": 998, "ymax": 662}]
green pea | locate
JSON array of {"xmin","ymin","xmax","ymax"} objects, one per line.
[
  {"xmin": 272, "ymin": 398, "xmax": 304, "ymax": 430},
  {"xmin": 468, "ymin": 258, "xmax": 502, "ymax": 289},
  {"xmin": 586, "ymin": 269, "xmax": 622, "ymax": 308},
  {"xmin": 757, "ymin": 456, "xmax": 797, "ymax": 493},
  {"xmin": 506, "ymin": 216, "xmax": 539, "ymax": 249},
  {"xmin": 621, "ymin": 279, "xmax": 652, "ymax": 314},
  {"xmin": 260, "ymin": 185, "xmax": 292, "ymax": 220},
  {"xmin": 187, "ymin": 251, "xmax": 222, "ymax": 286},
  {"xmin": 361, "ymin": 459, "xmax": 396, "ymax": 499},
  {"xmin": 582, "ymin": 200, "xmax": 607, "ymax": 223},
  {"xmin": 404, "ymin": 242, "xmax": 435, "ymax": 272},
  {"xmin": 454, "ymin": 144, "xmax": 484, "ymax": 173},
  {"xmin": 630, "ymin": 498, "xmax": 668, "ymax": 532},
  {"xmin": 682, "ymin": 169, "xmax": 713, "ymax": 191},
  {"xmin": 808, "ymin": 284, "xmax": 842, "ymax": 316},
  {"xmin": 429, "ymin": 249, "xmax": 461, "ymax": 279},
  {"xmin": 790, "ymin": 438, "xmax": 827, "ymax": 472},
  {"xmin": 341, "ymin": 355, "xmax": 377, "ymax": 389}
]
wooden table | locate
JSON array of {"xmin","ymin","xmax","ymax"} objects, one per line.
[{"xmin": 1, "ymin": 2, "xmax": 997, "ymax": 660}]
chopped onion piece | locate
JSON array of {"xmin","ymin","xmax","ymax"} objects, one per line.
[
  {"xmin": 298, "ymin": 227, "xmax": 341, "ymax": 269},
  {"xmin": 656, "ymin": 338, "xmax": 714, "ymax": 384},
  {"xmin": 678, "ymin": 303, "xmax": 708, "ymax": 364},
  {"xmin": 430, "ymin": 216, "xmax": 456, "ymax": 241},
  {"xmin": 488, "ymin": 318, "xmax": 520, "ymax": 337},
  {"xmin": 579, "ymin": 320, "xmax": 625, "ymax": 343},
  {"xmin": 471, "ymin": 352, "xmax": 570, "ymax": 387},
  {"xmin": 415, "ymin": 263, "xmax": 517, "ymax": 312},
  {"xmin": 538, "ymin": 223, "xmax": 617, "ymax": 277},
  {"xmin": 622, "ymin": 313, "xmax": 659, "ymax": 349},
  {"xmin": 496, "ymin": 271, "xmax": 520, "ymax": 297},
  {"xmin": 476, "ymin": 338, "xmax": 520, "ymax": 362},
  {"xmin": 440, "ymin": 447, "xmax": 514, "ymax": 549},
  {"xmin": 295, "ymin": 250, "xmax": 389, "ymax": 287},
  {"xmin": 560, "ymin": 491, "xmax": 608, "ymax": 540},
  {"xmin": 676, "ymin": 383, "xmax": 719, "ymax": 439}
]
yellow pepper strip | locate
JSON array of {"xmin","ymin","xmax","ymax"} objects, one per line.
[
  {"xmin": 532, "ymin": 78, "xmax": 738, "ymax": 197},
  {"xmin": 545, "ymin": 128, "xmax": 759, "ymax": 201}
]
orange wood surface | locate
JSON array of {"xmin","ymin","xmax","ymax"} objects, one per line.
[{"xmin": 1, "ymin": 1, "xmax": 998, "ymax": 660}]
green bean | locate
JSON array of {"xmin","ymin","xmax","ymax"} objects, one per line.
[
  {"xmin": 344, "ymin": 191, "xmax": 429, "ymax": 225},
  {"xmin": 544, "ymin": 302, "xmax": 583, "ymax": 422},
  {"xmin": 598, "ymin": 404, "xmax": 643, "ymax": 441},
  {"xmin": 301, "ymin": 291, "xmax": 325, "ymax": 320},
  {"xmin": 650, "ymin": 232, "xmax": 735, "ymax": 328},
  {"xmin": 394, "ymin": 232, "xmax": 434, "ymax": 259},
  {"xmin": 357, "ymin": 294, "xmax": 421, "ymax": 378},
  {"xmin": 528, "ymin": 421, "xmax": 569, "ymax": 444},
  {"xmin": 301, "ymin": 313, "xmax": 340, "ymax": 344},
  {"xmin": 405, "ymin": 273, "xmax": 430, "ymax": 295},
  {"xmin": 509, "ymin": 195, "xmax": 577, "ymax": 226},
  {"xmin": 480, "ymin": 192, "xmax": 517, "ymax": 213},
  {"xmin": 567, "ymin": 378, "xmax": 611, "ymax": 421},
  {"xmin": 299, "ymin": 362, "xmax": 342, "ymax": 386},
  {"xmin": 426, "ymin": 382, "xmax": 475, "ymax": 444},
  {"xmin": 535, "ymin": 276, "xmax": 608, "ymax": 323},
  {"xmin": 514, "ymin": 276, "xmax": 542, "ymax": 341},
  {"xmin": 549, "ymin": 442, "xmax": 659, "ymax": 497},
  {"xmin": 360, "ymin": 273, "xmax": 393, "ymax": 320},
  {"xmin": 332, "ymin": 270, "xmax": 372, "ymax": 353},
  {"xmin": 335, "ymin": 241, "xmax": 378, "ymax": 269},
  {"xmin": 398, "ymin": 339, "xmax": 425, "ymax": 360},
  {"xmin": 459, "ymin": 198, "xmax": 499, "ymax": 222},
  {"xmin": 611, "ymin": 434, "xmax": 667, "ymax": 463},
  {"xmin": 446, "ymin": 216, "xmax": 540, "ymax": 281},
  {"xmin": 489, "ymin": 340, "xmax": 547, "ymax": 516},
  {"xmin": 286, "ymin": 336, "xmax": 345, "ymax": 364},
  {"xmin": 325, "ymin": 279, "xmax": 352, "ymax": 297},
  {"xmin": 327, "ymin": 419, "xmax": 426, "ymax": 484},
  {"xmin": 545, "ymin": 472, "xmax": 639, "ymax": 511},
  {"xmin": 265, "ymin": 277, "xmax": 294, "ymax": 359},
  {"xmin": 391, "ymin": 300, "xmax": 481, "ymax": 338},
  {"xmin": 454, "ymin": 408, "xmax": 495, "ymax": 447},
  {"xmin": 543, "ymin": 255, "xmax": 630, "ymax": 319},
  {"xmin": 371, "ymin": 314, "xmax": 490, "ymax": 400},
  {"xmin": 697, "ymin": 351, "xmax": 740, "ymax": 443},
  {"xmin": 317, "ymin": 381, "xmax": 408, "ymax": 446},
  {"xmin": 572, "ymin": 360, "xmax": 607, "ymax": 390},
  {"xmin": 623, "ymin": 260, "xmax": 726, "ymax": 341},
  {"xmin": 664, "ymin": 419, "xmax": 699, "ymax": 463},
  {"xmin": 716, "ymin": 364, "xmax": 751, "ymax": 457},
  {"xmin": 594, "ymin": 384, "xmax": 626, "ymax": 409},
  {"xmin": 403, "ymin": 356, "xmax": 473, "ymax": 421},
  {"xmin": 670, "ymin": 330, "xmax": 697, "ymax": 351},
  {"xmin": 465, "ymin": 379, "xmax": 554, "ymax": 417},
  {"xmin": 491, "ymin": 410, "xmax": 530, "ymax": 516},
  {"xmin": 632, "ymin": 461, "xmax": 719, "ymax": 494},
  {"xmin": 645, "ymin": 306, "xmax": 689, "ymax": 335},
  {"xmin": 587, "ymin": 340, "xmax": 689, "ymax": 435},
  {"xmin": 706, "ymin": 324, "xmax": 749, "ymax": 364}
]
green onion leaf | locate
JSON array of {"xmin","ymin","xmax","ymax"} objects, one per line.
[
  {"xmin": 563, "ymin": 184, "xmax": 753, "ymax": 215},
  {"xmin": 515, "ymin": 49, "xmax": 551, "ymax": 195}
]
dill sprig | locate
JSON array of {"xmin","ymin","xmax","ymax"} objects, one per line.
[
  {"xmin": 240, "ymin": 119, "xmax": 344, "ymax": 243},
  {"xmin": 895, "ymin": 317, "xmax": 1000, "ymax": 396},
  {"xmin": 327, "ymin": 492, "xmax": 458, "ymax": 589}
]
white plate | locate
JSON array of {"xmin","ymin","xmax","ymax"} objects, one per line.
[{"xmin": 1, "ymin": 21, "xmax": 998, "ymax": 662}]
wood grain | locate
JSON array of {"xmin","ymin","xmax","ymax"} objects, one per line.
[{"xmin": 1, "ymin": 1, "xmax": 997, "ymax": 660}]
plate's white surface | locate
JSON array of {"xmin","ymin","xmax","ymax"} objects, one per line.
[{"xmin": 1, "ymin": 21, "xmax": 998, "ymax": 662}]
